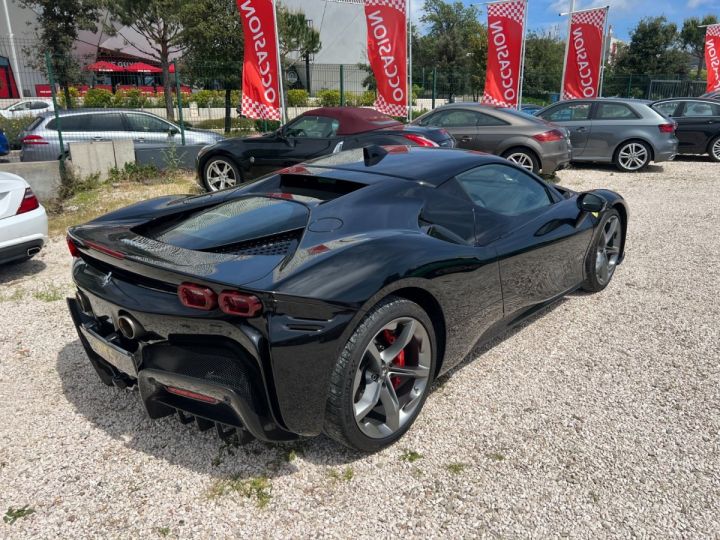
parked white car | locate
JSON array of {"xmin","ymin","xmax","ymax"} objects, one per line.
[
  {"xmin": 0, "ymin": 99, "xmax": 54, "ymax": 119},
  {"xmin": 0, "ymin": 172, "xmax": 48, "ymax": 264}
]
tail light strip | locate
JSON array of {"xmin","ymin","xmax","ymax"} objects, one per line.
[{"xmin": 178, "ymin": 282, "xmax": 263, "ymax": 317}]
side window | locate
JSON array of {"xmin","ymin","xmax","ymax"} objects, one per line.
[
  {"xmin": 475, "ymin": 112, "xmax": 508, "ymax": 126},
  {"xmin": 682, "ymin": 102, "xmax": 717, "ymax": 117},
  {"xmin": 91, "ymin": 113, "xmax": 126, "ymax": 132},
  {"xmin": 30, "ymin": 101, "xmax": 49, "ymax": 110},
  {"xmin": 11, "ymin": 102, "xmax": 30, "ymax": 111},
  {"xmin": 540, "ymin": 103, "xmax": 591, "ymax": 122},
  {"xmin": 56, "ymin": 115, "xmax": 89, "ymax": 131},
  {"xmin": 653, "ymin": 102, "xmax": 680, "ymax": 117},
  {"xmin": 456, "ymin": 164, "xmax": 553, "ymax": 216},
  {"xmin": 595, "ymin": 103, "xmax": 639, "ymax": 120},
  {"xmin": 126, "ymin": 113, "xmax": 172, "ymax": 132},
  {"xmin": 285, "ymin": 116, "xmax": 339, "ymax": 138}
]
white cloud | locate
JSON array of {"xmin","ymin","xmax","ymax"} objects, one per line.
[{"xmin": 687, "ymin": 0, "xmax": 712, "ymax": 7}]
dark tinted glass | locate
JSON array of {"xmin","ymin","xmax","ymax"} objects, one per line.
[
  {"xmin": 596, "ymin": 103, "xmax": 638, "ymax": 120},
  {"xmin": 456, "ymin": 164, "xmax": 552, "ymax": 216},
  {"xmin": 285, "ymin": 116, "xmax": 339, "ymax": 138},
  {"xmin": 682, "ymin": 101, "xmax": 720, "ymax": 117},
  {"xmin": 48, "ymin": 113, "xmax": 125, "ymax": 131},
  {"xmin": 653, "ymin": 101, "xmax": 681, "ymax": 117},
  {"xmin": 126, "ymin": 113, "xmax": 172, "ymax": 132}
]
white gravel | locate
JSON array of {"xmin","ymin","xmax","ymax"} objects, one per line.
[{"xmin": 1, "ymin": 158, "xmax": 719, "ymax": 538}]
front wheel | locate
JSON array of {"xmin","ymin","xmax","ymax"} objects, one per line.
[
  {"xmin": 582, "ymin": 209, "xmax": 622, "ymax": 293},
  {"xmin": 203, "ymin": 156, "xmax": 242, "ymax": 192},
  {"xmin": 708, "ymin": 136, "xmax": 720, "ymax": 163},
  {"xmin": 614, "ymin": 141, "xmax": 651, "ymax": 172},
  {"xmin": 324, "ymin": 297, "xmax": 436, "ymax": 452}
]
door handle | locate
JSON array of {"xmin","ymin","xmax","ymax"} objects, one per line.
[
  {"xmin": 91, "ymin": 136, "xmax": 104, "ymax": 142},
  {"xmin": 135, "ymin": 138, "xmax": 145, "ymax": 143},
  {"xmin": 460, "ymin": 136, "xmax": 473, "ymax": 142},
  {"xmin": 576, "ymin": 127, "xmax": 587, "ymax": 133}
]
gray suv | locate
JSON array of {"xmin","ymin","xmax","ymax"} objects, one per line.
[
  {"xmin": 412, "ymin": 103, "xmax": 571, "ymax": 174},
  {"xmin": 20, "ymin": 109, "xmax": 223, "ymax": 162},
  {"xmin": 537, "ymin": 99, "xmax": 679, "ymax": 172}
]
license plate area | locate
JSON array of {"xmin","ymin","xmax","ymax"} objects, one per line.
[{"xmin": 79, "ymin": 325, "xmax": 138, "ymax": 377}]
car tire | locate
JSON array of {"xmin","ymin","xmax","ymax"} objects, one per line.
[
  {"xmin": 614, "ymin": 140, "xmax": 651, "ymax": 172},
  {"xmin": 582, "ymin": 209, "xmax": 622, "ymax": 293},
  {"xmin": 707, "ymin": 136, "xmax": 720, "ymax": 163},
  {"xmin": 323, "ymin": 296, "xmax": 437, "ymax": 452},
  {"xmin": 202, "ymin": 156, "xmax": 242, "ymax": 192},
  {"xmin": 502, "ymin": 147, "xmax": 540, "ymax": 173}
]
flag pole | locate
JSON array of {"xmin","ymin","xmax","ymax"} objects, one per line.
[
  {"xmin": 407, "ymin": 0, "xmax": 413, "ymax": 121},
  {"xmin": 598, "ymin": 7, "xmax": 610, "ymax": 97},
  {"xmin": 517, "ymin": 0, "xmax": 529, "ymax": 110},
  {"xmin": 559, "ymin": 0, "xmax": 574, "ymax": 100},
  {"xmin": 272, "ymin": 0, "xmax": 287, "ymax": 123}
]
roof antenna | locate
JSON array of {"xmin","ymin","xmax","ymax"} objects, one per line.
[{"xmin": 363, "ymin": 145, "xmax": 388, "ymax": 167}]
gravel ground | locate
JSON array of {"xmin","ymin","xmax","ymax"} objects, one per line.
[{"xmin": 1, "ymin": 158, "xmax": 719, "ymax": 538}]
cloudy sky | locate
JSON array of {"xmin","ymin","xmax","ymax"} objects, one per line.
[{"xmin": 448, "ymin": 0, "xmax": 719, "ymax": 40}]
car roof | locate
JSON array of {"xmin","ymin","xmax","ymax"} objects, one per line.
[
  {"xmin": 304, "ymin": 146, "xmax": 507, "ymax": 186},
  {"xmin": 300, "ymin": 107, "xmax": 404, "ymax": 135},
  {"xmin": 651, "ymin": 97, "xmax": 719, "ymax": 104},
  {"xmin": 38, "ymin": 108, "xmax": 164, "ymax": 119},
  {"xmin": 414, "ymin": 102, "xmax": 545, "ymax": 124}
]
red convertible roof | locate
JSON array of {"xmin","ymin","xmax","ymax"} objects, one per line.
[{"xmin": 302, "ymin": 107, "xmax": 403, "ymax": 135}]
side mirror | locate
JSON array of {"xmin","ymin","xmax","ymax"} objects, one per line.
[
  {"xmin": 577, "ymin": 192, "xmax": 608, "ymax": 213},
  {"xmin": 168, "ymin": 127, "xmax": 179, "ymax": 136}
]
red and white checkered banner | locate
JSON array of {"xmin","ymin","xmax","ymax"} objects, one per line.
[
  {"xmin": 237, "ymin": 0, "xmax": 282, "ymax": 120},
  {"xmin": 561, "ymin": 7, "xmax": 608, "ymax": 100},
  {"xmin": 482, "ymin": 1, "xmax": 527, "ymax": 109},
  {"xmin": 364, "ymin": 0, "xmax": 408, "ymax": 117},
  {"xmin": 705, "ymin": 24, "xmax": 720, "ymax": 93}
]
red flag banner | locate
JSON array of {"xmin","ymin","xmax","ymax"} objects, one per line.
[
  {"xmin": 562, "ymin": 8, "xmax": 608, "ymax": 100},
  {"xmin": 364, "ymin": 0, "xmax": 408, "ymax": 117},
  {"xmin": 237, "ymin": 0, "xmax": 282, "ymax": 121},
  {"xmin": 482, "ymin": 0, "xmax": 527, "ymax": 108},
  {"xmin": 706, "ymin": 24, "xmax": 720, "ymax": 94}
]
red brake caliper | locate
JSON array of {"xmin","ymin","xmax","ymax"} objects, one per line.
[{"xmin": 383, "ymin": 329, "xmax": 405, "ymax": 389}]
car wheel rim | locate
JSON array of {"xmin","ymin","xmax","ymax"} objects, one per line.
[
  {"xmin": 712, "ymin": 139, "xmax": 720, "ymax": 160},
  {"xmin": 206, "ymin": 160, "xmax": 237, "ymax": 191},
  {"xmin": 618, "ymin": 143, "xmax": 648, "ymax": 170},
  {"xmin": 595, "ymin": 215, "xmax": 621, "ymax": 286},
  {"xmin": 353, "ymin": 317, "xmax": 432, "ymax": 439},
  {"xmin": 506, "ymin": 152, "xmax": 534, "ymax": 171}
]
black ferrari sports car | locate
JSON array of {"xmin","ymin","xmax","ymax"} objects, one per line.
[
  {"xmin": 195, "ymin": 107, "xmax": 455, "ymax": 191},
  {"xmin": 67, "ymin": 145, "xmax": 628, "ymax": 452}
]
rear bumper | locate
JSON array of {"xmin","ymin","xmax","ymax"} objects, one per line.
[
  {"xmin": 67, "ymin": 294, "xmax": 299, "ymax": 443},
  {"xmin": 653, "ymin": 137, "xmax": 679, "ymax": 163},
  {"xmin": 0, "ymin": 206, "xmax": 48, "ymax": 264}
]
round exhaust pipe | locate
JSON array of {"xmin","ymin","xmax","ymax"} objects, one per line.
[{"xmin": 117, "ymin": 315, "xmax": 145, "ymax": 340}]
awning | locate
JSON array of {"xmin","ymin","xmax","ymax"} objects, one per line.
[
  {"xmin": 85, "ymin": 61, "xmax": 125, "ymax": 72},
  {"xmin": 125, "ymin": 62, "xmax": 162, "ymax": 73}
]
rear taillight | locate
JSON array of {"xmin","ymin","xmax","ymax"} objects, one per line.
[
  {"xmin": 178, "ymin": 283, "xmax": 217, "ymax": 310},
  {"xmin": 165, "ymin": 386, "xmax": 218, "ymax": 404},
  {"xmin": 16, "ymin": 187, "xmax": 39, "ymax": 215},
  {"xmin": 533, "ymin": 129, "xmax": 565, "ymax": 143},
  {"xmin": 67, "ymin": 235, "xmax": 80, "ymax": 258},
  {"xmin": 403, "ymin": 134, "xmax": 439, "ymax": 147},
  {"xmin": 659, "ymin": 122, "xmax": 676, "ymax": 133},
  {"xmin": 21, "ymin": 135, "xmax": 49, "ymax": 146},
  {"xmin": 218, "ymin": 291, "xmax": 263, "ymax": 317},
  {"xmin": 84, "ymin": 240, "xmax": 125, "ymax": 260}
]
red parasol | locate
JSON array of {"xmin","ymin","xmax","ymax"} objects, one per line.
[
  {"xmin": 85, "ymin": 61, "xmax": 125, "ymax": 72},
  {"xmin": 125, "ymin": 62, "xmax": 162, "ymax": 73}
]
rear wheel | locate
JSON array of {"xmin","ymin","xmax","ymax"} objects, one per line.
[
  {"xmin": 582, "ymin": 209, "xmax": 622, "ymax": 293},
  {"xmin": 708, "ymin": 136, "xmax": 720, "ymax": 163},
  {"xmin": 203, "ymin": 157, "xmax": 241, "ymax": 192},
  {"xmin": 502, "ymin": 147, "xmax": 540, "ymax": 173},
  {"xmin": 324, "ymin": 297, "xmax": 436, "ymax": 452},
  {"xmin": 614, "ymin": 141, "xmax": 650, "ymax": 172}
]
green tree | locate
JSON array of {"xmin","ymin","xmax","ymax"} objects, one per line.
[
  {"xmin": 277, "ymin": 6, "xmax": 321, "ymax": 68},
  {"xmin": 681, "ymin": 15, "xmax": 719, "ymax": 79},
  {"xmin": 179, "ymin": 0, "xmax": 243, "ymax": 133},
  {"xmin": 417, "ymin": 0, "xmax": 484, "ymax": 100},
  {"xmin": 522, "ymin": 31, "xmax": 565, "ymax": 100},
  {"xmin": 19, "ymin": 0, "xmax": 103, "ymax": 108},
  {"xmin": 615, "ymin": 17, "xmax": 691, "ymax": 78},
  {"xmin": 106, "ymin": 0, "xmax": 186, "ymax": 121}
]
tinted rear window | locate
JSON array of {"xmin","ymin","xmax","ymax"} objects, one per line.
[
  {"xmin": 152, "ymin": 197, "xmax": 309, "ymax": 251},
  {"xmin": 47, "ymin": 113, "xmax": 125, "ymax": 131}
]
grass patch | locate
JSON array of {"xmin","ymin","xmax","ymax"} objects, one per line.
[
  {"xmin": 0, "ymin": 288, "xmax": 24, "ymax": 302},
  {"xmin": 3, "ymin": 506, "xmax": 35, "ymax": 525},
  {"xmin": 207, "ymin": 475, "xmax": 271, "ymax": 508},
  {"xmin": 328, "ymin": 466, "xmax": 354, "ymax": 483},
  {"xmin": 32, "ymin": 284, "xmax": 67, "ymax": 302},
  {"xmin": 156, "ymin": 526, "xmax": 171, "ymax": 537},
  {"xmin": 486, "ymin": 452, "xmax": 506, "ymax": 462},
  {"xmin": 446, "ymin": 462, "xmax": 468, "ymax": 474},
  {"xmin": 48, "ymin": 173, "xmax": 199, "ymax": 237},
  {"xmin": 400, "ymin": 450, "xmax": 423, "ymax": 463},
  {"xmin": 286, "ymin": 449, "xmax": 298, "ymax": 462}
]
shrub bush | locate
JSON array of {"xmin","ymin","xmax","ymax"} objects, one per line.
[
  {"xmin": 0, "ymin": 116, "xmax": 37, "ymax": 149},
  {"xmin": 83, "ymin": 88, "xmax": 114, "ymax": 108},
  {"xmin": 57, "ymin": 87, "xmax": 80, "ymax": 109},
  {"xmin": 287, "ymin": 89, "xmax": 309, "ymax": 107},
  {"xmin": 194, "ymin": 117, "xmax": 255, "ymax": 132},
  {"xmin": 112, "ymin": 88, "xmax": 148, "ymax": 108},
  {"xmin": 254, "ymin": 119, "xmax": 281, "ymax": 132},
  {"xmin": 317, "ymin": 89, "xmax": 341, "ymax": 107}
]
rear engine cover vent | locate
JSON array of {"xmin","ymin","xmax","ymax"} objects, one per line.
[{"xmin": 204, "ymin": 230, "xmax": 301, "ymax": 257}]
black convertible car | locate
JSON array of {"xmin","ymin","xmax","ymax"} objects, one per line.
[
  {"xmin": 67, "ymin": 146, "xmax": 628, "ymax": 452},
  {"xmin": 196, "ymin": 107, "xmax": 454, "ymax": 191}
]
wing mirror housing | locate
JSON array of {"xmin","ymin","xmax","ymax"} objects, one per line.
[
  {"xmin": 168, "ymin": 127, "xmax": 179, "ymax": 136},
  {"xmin": 577, "ymin": 192, "xmax": 608, "ymax": 213}
]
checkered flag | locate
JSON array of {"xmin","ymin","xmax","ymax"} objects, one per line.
[
  {"xmin": 364, "ymin": 0, "xmax": 406, "ymax": 13},
  {"xmin": 571, "ymin": 7, "xmax": 607, "ymax": 29},
  {"xmin": 486, "ymin": 0, "xmax": 526, "ymax": 24},
  {"xmin": 241, "ymin": 95, "xmax": 281, "ymax": 121},
  {"xmin": 707, "ymin": 24, "xmax": 720, "ymax": 38},
  {"xmin": 374, "ymin": 94, "xmax": 408, "ymax": 117}
]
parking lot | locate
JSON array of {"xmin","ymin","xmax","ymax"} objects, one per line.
[{"xmin": 1, "ymin": 158, "xmax": 719, "ymax": 537}]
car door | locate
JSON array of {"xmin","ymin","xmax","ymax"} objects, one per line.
[
  {"xmin": 8, "ymin": 101, "xmax": 32, "ymax": 118},
  {"xmin": 473, "ymin": 111, "xmax": 517, "ymax": 152},
  {"xmin": 417, "ymin": 109, "xmax": 479, "ymax": 149},
  {"xmin": 584, "ymin": 102, "xmax": 643, "ymax": 160},
  {"xmin": 29, "ymin": 101, "xmax": 51, "ymax": 116},
  {"xmin": 675, "ymin": 101, "xmax": 720, "ymax": 153},
  {"xmin": 455, "ymin": 163, "xmax": 594, "ymax": 317},
  {"xmin": 538, "ymin": 102, "xmax": 593, "ymax": 156},
  {"xmin": 124, "ymin": 112, "xmax": 179, "ymax": 148}
]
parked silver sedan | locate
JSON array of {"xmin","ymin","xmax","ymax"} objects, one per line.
[
  {"xmin": 412, "ymin": 103, "xmax": 571, "ymax": 174},
  {"xmin": 19, "ymin": 109, "xmax": 223, "ymax": 162},
  {"xmin": 536, "ymin": 99, "xmax": 679, "ymax": 172}
]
